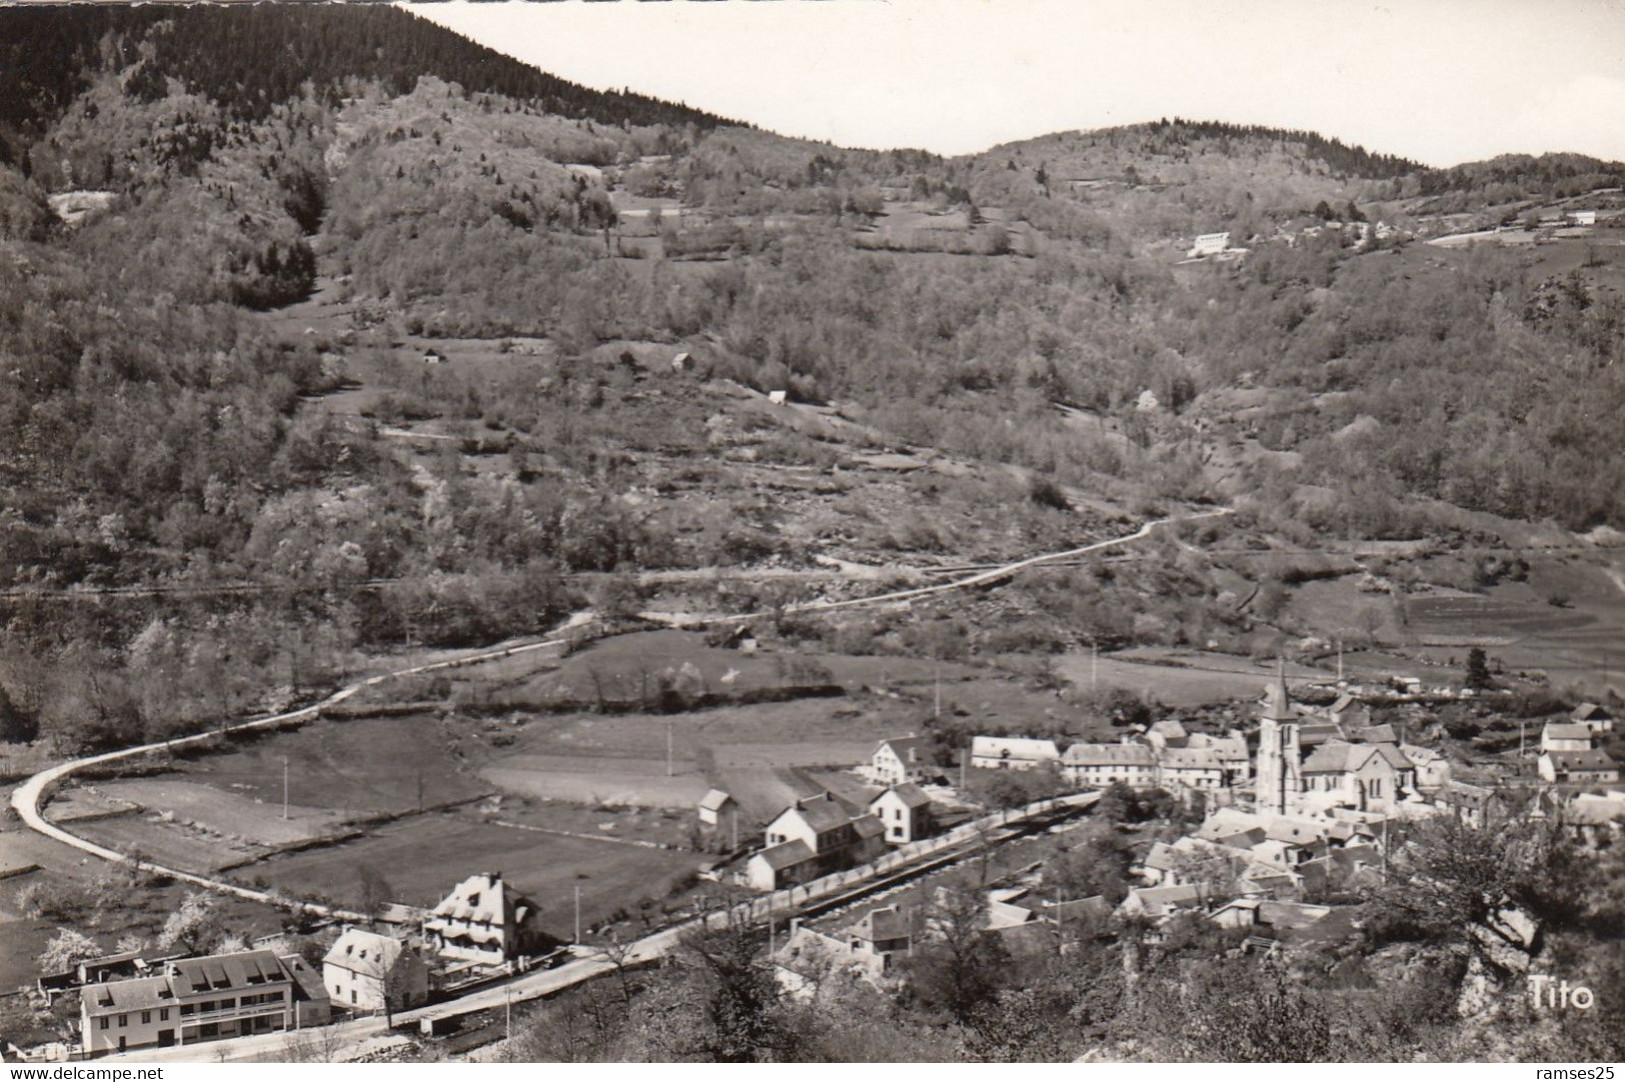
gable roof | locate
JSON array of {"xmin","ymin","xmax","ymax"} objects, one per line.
[
  {"xmin": 776, "ymin": 795, "xmax": 853, "ymax": 835},
  {"xmin": 1544, "ymin": 749, "xmax": 1618, "ymax": 772},
  {"xmin": 1542, "ymin": 723, "xmax": 1594, "ymax": 742},
  {"xmin": 1574, "ymin": 702, "xmax": 1611, "ymax": 721},
  {"xmin": 872, "ymin": 783, "xmax": 932, "ymax": 810},
  {"xmin": 324, "ymin": 928, "xmax": 410, "ymax": 981},
  {"xmin": 875, "ymin": 736, "xmax": 926, "ymax": 761},
  {"xmin": 1400, "ymin": 743, "xmax": 1443, "ymax": 765},
  {"xmin": 1297, "ymin": 721, "xmax": 1347, "ymax": 748},
  {"xmin": 427, "ymin": 873, "xmax": 539, "ymax": 931},
  {"xmin": 972, "ymin": 736, "xmax": 1060, "ymax": 761},
  {"xmin": 1149, "ymin": 720, "xmax": 1188, "ymax": 739},
  {"xmin": 82, "ymin": 976, "xmax": 174, "ymax": 1017},
  {"xmin": 1160, "ymin": 747, "xmax": 1224, "ymax": 771},
  {"xmin": 166, "ymin": 950, "xmax": 287, "ymax": 997},
  {"xmin": 753, "ymin": 839, "xmax": 816, "ymax": 871},
  {"xmin": 699, "ymin": 788, "xmax": 736, "ymax": 812},
  {"xmin": 847, "ymin": 906, "xmax": 911, "ymax": 944},
  {"xmin": 1062, "ymin": 742, "xmax": 1157, "ymax": 767},
  {"xmin": 1352, "ymin": 724, "xmax": 1398, "ymax": 745}
]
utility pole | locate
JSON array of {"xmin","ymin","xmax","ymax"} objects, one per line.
[
  {"xmin": 730, "ymin": 806, "xmax": 738, "ymax": 851},
  {"xmin": 1091, "ymin": 641, "xmax": 1099, "ymax": 696},
  {"xmin": 959, "ymin": 746, "xmax": 967, "ymax": 793},
  {"xmin": 1336, "ymin": 639, "xmax": 1344, "ymax": 683},
  {"xmin": 504, "ymin": 988, "xmax": 512, "ymax": 1047},
  {"xmin": 282, "ymin": 756, "xmax": 289, "ymax": 821},
  {"xmin": 574, "ymin": 885, "xmax": 582, "ymax": 944},
  {"xmin": 667, "ymin": 718, "xmax": 674, "ymax": 778},
  {"xmin": 934, "ymin": 657, "xmax": 942, "ymax": 719}
]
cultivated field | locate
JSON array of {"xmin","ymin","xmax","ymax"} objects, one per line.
[{"xmin": 245, "ymin": 811, "xmax": 707, "ymax": 936}]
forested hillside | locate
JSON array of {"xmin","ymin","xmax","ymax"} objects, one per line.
[{"xmin": 0, "ymin": 2, "xmax": 1622, "ymax": 760}]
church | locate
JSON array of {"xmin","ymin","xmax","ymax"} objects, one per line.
[{"xmin": 1253, "ymin": 669, "xmax": 1437, "ymax": 817}]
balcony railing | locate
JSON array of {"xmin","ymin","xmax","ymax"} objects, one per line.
[{"xmin": 178, "ymin": 1001, "xmax": 288, "ymax": 1027}]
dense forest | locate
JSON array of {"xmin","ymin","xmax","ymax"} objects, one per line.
[{"xmin": 0, "ymin": 3, "xmax": 1622, "ymax": 761}]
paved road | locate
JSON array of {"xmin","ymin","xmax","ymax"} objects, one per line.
[
  {"xmin": 16, "ymin": 507, "xmax": 1214, "ymax": 1062},
  {"xmin": 101, "ymin": 791, "xmax": 1098, "ymax": 1063}
]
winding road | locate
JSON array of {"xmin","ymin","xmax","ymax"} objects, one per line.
[{"xmin": 8, "ymin": 505, "xmax": 1227, "ymax": 1061}]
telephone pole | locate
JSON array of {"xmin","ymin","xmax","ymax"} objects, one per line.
[
  {"xmin": 282, "ymin": 756, "xmax": 289, "ymax": 821},
  {"xmin": 667, "ymin": 718, "xmax": 674, "ymax": 778},
  {"xmin": 574, "ymin": 885, "xmax": 582, "ymax": 944},
  {"xmin": 1091, "ymin": 641, "xmax": 1099, "ymax": 695}
]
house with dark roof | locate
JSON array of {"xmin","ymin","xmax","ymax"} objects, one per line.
[
  {"xmin": 1434, "ymin": 780, "xmax": 1504, "ymax": 828},
  {"xmin": 1539, "ymin": 748, "xmax": 1620, "ymax": 785},
  {"xmin": 79, "ymin": 949, "xmax": 325, "ymax": 1056},
  {"xmin": 745, "ymin": 794, "xmax": 888, "ymax": 890},
  {"xmin": 1541, "ymin": 722, "xmax": 1596, "ymax": 753},
  {"xmin": 844, "ymin": 905, "xmax": 913, "ymax": 969},
  {"xmin": 1060, "ymin": 742, "xmax": 1157, "ymax": 787},
  {"xmin": 869, "ymin": 735, "xmax": 933, "ymax": 786},
  {"xmin": 1573, "ymin": 703, "xmax": 1613, "ymax": 735},
  {"xmin": 868, "ymin": 784, "xmax": 934, "ymax": 844}
]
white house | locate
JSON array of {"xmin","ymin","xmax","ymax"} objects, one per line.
[
  {"xmin": 423, "ymin": 872, "xmax": 546, "ymax": 965},
  {"xmin": 1399, "ymin": 744, "xmax": 1452, "ymax": 791},
  {"xmin": 1541, "ymin": 722, "xmax": 1595, "ymax": 753},
  {"xmin": 971, "ymin": 735, "xmax": 1061, "ymax": 771},
  {"xmin": 1060, "ymin": 743, "xmax": 1157, "ymax": 787},
  {"xmin": 79, "ymin": 950, "xmax": 328, "ymax": 1056},
  {"xmin": 868, "ymin": 784, "xmax": 934, "ymax": 844},
  {"xmin": 1539, "ymin": 749, "xmax": 1620, "ymax": 785},
  {"xmin": 869, "ymin": 735, "xmax": 931, "ymax": 786},
  {"xmin": 1158, "ymin": 747, "xmax": 1228, "ymax": 791},
  {"xmin": 322, "ymin": 928, "xmax": 430, "ymax": 1014},
  {"xmin": 698, "ymin": 788, "xmax": 739, "ymax": 828},
  {"xmin": 1568, "ymin": 210, "xmax": 1598, "ymax": 226},
  {"xmin": 1187, "ymin": 231, "xmax": 1230, "ymax": 258}
]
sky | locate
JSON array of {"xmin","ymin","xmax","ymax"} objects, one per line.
[{"xmin": 414, "ymin": 0, "xmax": 1625, "ymax": 167}]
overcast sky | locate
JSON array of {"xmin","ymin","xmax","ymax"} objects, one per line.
[{"xmin": 415, "ymin": 0, "xmax": 1625, "ymax": 166}]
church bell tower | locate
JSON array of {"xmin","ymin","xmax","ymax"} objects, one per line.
[{"xmin": 1254, "ymin": 661, "xmax": 1302, "ymax": 815}]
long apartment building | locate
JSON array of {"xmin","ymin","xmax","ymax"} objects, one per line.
[{"xmin": 80, "ymin": 950, "xmax": 329, "ymax": 1056}]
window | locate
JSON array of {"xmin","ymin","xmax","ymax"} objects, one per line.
[
  {"xmin": 160, "ymin": 1009, "xmax": 169, "ymax": 1022},
  {"xmin": 351, "ymin": 989, "xmax": 357, "ymax": 1004},
  {"xmin": 100, "ymin": 1018, "xmax": 109, "ymax": 1031},
  {"xmin": 142, "ymin": 1011, "xmax": 151, "ymax": 1024}
]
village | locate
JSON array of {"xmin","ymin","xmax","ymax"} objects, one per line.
[{"xmin": 7, "ymin": 660, "xmax": 1619, "ymax": 1062}]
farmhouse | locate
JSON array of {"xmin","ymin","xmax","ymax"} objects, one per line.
[
  {"xmin": 1434, "ymin": 780, "xmax": 1504, "ymax": 827},
  {"xmin": 1146, "ymin": 719, "xmax": 1189, "ymax": 750},
  {"xmin": 1399, "ymin": 744, "xmax": 1451, "ymax": 791},
  {"xmin": 868, "ymin": 784, "xmax": 934, "ymax": 844},
  {"xmin": 1061, "ymin": 742, "xmax": 1156, "ymax": 787},
  {"xmin": 1572, "ymin": 703, "xmax": 1613, "ymax": 735},
  {"xmin": 422, "ymin": 348, "xmax": 448, "ymax": 365},
  {"xmin": 869, "ymin": 735, "xmax": 932, "ymax": 786},
  {"xmin": 844, "ymin": 905, "xmax": 913, "ymax": 969},
  {"xmin": 772, "ymin": 923, "xmax": 886, "ymax": 998},
  {"xmin": 1116, "ymin": 884, "xmax": 1207, "ymax": 923},
  {"xmin": 322, "ymin": 928, "xmax": 430, "ymax": 1014},
  {"xmin": 971, "ymin": 735, "xmax": 1061, "ymax": 771},
  {"xmin": 1568, "ymin": 210, "xmax": 1598, "ymax": 226},
  {"xmin": 1158, "ymin": 747, "xmax": 1229, "ymax": 791},
  {"xmin": 79, "ymin": 950, "xmax": 328, "ymax": 1056},
  {"xmin": 423, "ymin": 872, "xmax": 547, "ymax": 966},
  {"xmin": 1539, "ymin": 749, "xmax": 1621, "ymax": 785},
  {"xmin": 1541, "ymin": 722, "xmax": 1595, "ymax": 753},
  {"xmin": 747, "ymin": 793, "xmax": 888, "ymax": 890}
]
